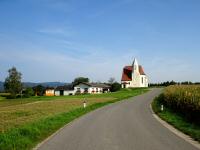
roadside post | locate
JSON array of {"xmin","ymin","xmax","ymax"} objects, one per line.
[
  {"xmin": 161, "ymin": 105, "xmax": 164, "ymax": 111},
  {"xmin": 83, "ymin": 101, "xmax": 87, "ymax": 108}
]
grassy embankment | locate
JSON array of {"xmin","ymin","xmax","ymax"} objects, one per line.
[
  {"xmin": 152, "ymin": 85, "xmax": 200, "ymax": 142},
  {"xmin": 0, "ymin": 88, "xmax": 148, "ymax": 150}
]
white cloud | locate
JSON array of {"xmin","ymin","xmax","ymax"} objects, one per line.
[
  {"xmin": 38, "ymin": 27, "xmax": 73, "ymax": 37},
  {"xmin": 0, "ymin": 46, "xmax": 140, "ymax": 83},
  {"xmin": 0, "ymin": 44, "xmax": 199, "ymax": 83}
]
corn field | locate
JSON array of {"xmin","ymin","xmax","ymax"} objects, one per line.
[{"xmin": 163, "ymin": 85, "xmax": 200, "ymax": 124}]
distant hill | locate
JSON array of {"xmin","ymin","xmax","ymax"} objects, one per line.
[
  {"xmin": 0, "ymin": 82, "xmax": 67, "ymax": 92},
  {"xmin": 23, "ymin": 82, "xmax": 67, "ymax": 88}
]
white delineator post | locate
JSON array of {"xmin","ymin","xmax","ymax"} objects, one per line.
[
  {"xmin": 161, "ymin": 105, "xmax": 164, "ymax": 111},
  {"xmin": 83, "ymin": 101, "xmax": 87, "ymax": 108}
]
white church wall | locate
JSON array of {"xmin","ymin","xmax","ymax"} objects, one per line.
[
  {"xmin": 139, "ymin": 75, "xmax": 148, "ymax": 87},
  {"xmin": 121, "ymin": 58, "xmax": 149, "ymax": 88}
]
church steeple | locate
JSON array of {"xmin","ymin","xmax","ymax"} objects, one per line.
[
  {"xmin": 121, "ymin": 58, "xmax": 148, "ymax": 88},
  {"xmin": 132, "ymin": 58, "xmax": 139, "ymax": 73}
]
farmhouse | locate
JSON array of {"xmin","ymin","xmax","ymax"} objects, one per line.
[
  {"xmin": 121, "ymin": 58, "xmax": 148, "ymax": 88},
  {"xmin": 45, "ymin": 87, "xmax": 55, "ymax": 96},
  {"xmin": 55, "ymin": 85, "xmax": 75, "ymax": 96},
  {"xmin": 51, "ymin": 82, "xmax": 111, "ymax": 96},
  {"xmin": 74, "ymin": 82, "xmax": 110, "ymax": 94}
]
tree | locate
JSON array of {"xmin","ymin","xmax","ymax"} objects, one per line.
[
  {"xmin": 23, "ymin": 87, "xmax": 34, "ymax": 98},
  {"xmin": 110, "ymin": 82, "xmax": 121, "ymax": 92},
  {"xmin": 33, "ymin": 85, "xmax": 45, "ymax": 96},
  {"xmin": 108, "ymin": 77, "xmax": 115, "ymax": 84},
  {"xmin": 72, "ymin": 77, "xmax": 89, "ymax": 86},
  {"xmin": 4, "ymin": 67, "xmax": 22, "ymax": 98},
  {"xmin": 169, "ymin": 80, "xmax": 176, "ymax": 85}
]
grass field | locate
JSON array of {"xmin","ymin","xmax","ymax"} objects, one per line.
[
  {"xmin": 0, "ymin": 97, "xmax": 114, "ymax": 132},
  {"xmin": 0, "ymin": 93, "xmax": 8, "ymax": 101},
  {"xmin": 0, "ymin": 88, "xmax": 148, "ymax": 150}
]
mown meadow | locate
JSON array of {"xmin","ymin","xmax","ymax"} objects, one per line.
[
  {"xmin": 0, "ymin": 88, "xmax": 148, "ymax": 150},
  {"xmin": 152, "ymin": 85, "xmax": 200, "ymax": 142}
]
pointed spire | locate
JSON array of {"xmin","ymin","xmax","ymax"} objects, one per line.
[
  {"xmin": 132, "ymin": 58, "xmax": 139, "ymax": 73},
  {"xmin": 132, "ymin": 58, "xmax": 138, "ymax": 67}
]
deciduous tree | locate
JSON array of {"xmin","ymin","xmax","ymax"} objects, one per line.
[
  {"xmin": 33, "ymin": 85, "xmax": 45, "ymax": 96},
  {"xmin": 4, "ymin": 67, "xmax": 22, "ymax": 98},
  {"xmin": 72, "ymin": 77, "xmax": 89, "ymax": 86},
  {"xmin": 108, "ymin": 77, "xmax": 115, "ymax": 84}
]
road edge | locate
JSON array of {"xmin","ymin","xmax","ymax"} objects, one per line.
[
  {"xmin": 150, "ymin": 104, "xmax": 200, "ymax": 150},
  {"xmin": 33, "ymin": 114, "xmax": 83, "ymax": 150}
]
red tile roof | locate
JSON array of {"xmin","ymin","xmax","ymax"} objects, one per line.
[
  {"xmin": 124, "ymin": 66, "xmax": 132, "ymax": 71},
  {"xmin": 121, "ymin": 65, "xmax": 146, "ymax": 81},
  {"xmin": 121, "ymin": 66, "xmax": 132, "ymax": 81},
  {"xmin": 139, "ymin": 66, "xmax": 146, "ymax": 75}
]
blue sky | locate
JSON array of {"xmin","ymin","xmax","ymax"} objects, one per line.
[{"xmin": 0, "ymin": 0, "xmax": 200, "ymax": 83}]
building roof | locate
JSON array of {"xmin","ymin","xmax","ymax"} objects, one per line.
[
  {"xmin": 55, "ymin": 84, "xmax": 74, "ymax": 91},
  {"xmin": 75, "ymin": 82, "xmax": 111, "ymax": 88},
  {"xmin": 139, "ymin": 65, "xmax": 146, "ymax": 75},
  {"xmin": 45, "ymin": 87, "xmax": 55, "ymax": 90},
  {"xmin": 121, "ymin": 66, "xmax": 132, "ymax": 81},
  {"xmin": 121, "ymin": 65, "xmax": 146, "ymax": 81}
]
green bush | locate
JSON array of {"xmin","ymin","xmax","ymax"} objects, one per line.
[
  {"xmin": 152, "ymin": 94, "xmax": 165, "ymax": 113},
  {"xmin": 6, "ymin": 95, "xmax": 17, "ymax": 99},
  {"xmin": 110, "ymin": 82, "xmax": 121, "ymax": 92},
  {"xmin": 23, "ymin": 88, "xmax": 34, "ymax": 98}
]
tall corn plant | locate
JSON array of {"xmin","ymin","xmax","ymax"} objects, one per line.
[{"xmin": 163, "ymin": 85, "xmax": 200, "ymax": 124}]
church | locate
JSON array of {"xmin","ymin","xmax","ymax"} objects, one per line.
[{"xmin": 121, "ymin": 58, "xmax": 148, "ymax": 88}]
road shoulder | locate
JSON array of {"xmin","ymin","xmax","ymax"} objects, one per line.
[{"xmin": 150, "ymin": 104, "xmax": 200, "ymax": 150}]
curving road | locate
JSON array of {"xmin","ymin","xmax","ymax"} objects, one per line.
[{"xmin": 37, "ymin": 89, "xmax": 198, "ymax": 150}]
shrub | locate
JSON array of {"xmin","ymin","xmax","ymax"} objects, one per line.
[
  {"xmin": 23, "ymin": 88, "xmax": 34, "ymax": 98},
  {"xmin": 110, "ymin": 82, "xmax": 121, "ymax": 92},
  {"xmin": 6, "ymin": 94, "xmax": 17, "ymax": 99}
]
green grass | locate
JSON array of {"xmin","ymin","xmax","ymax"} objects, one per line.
[
  {"xmin": 0, "ymin": 93, "xmax": 8, "ymax": 101},
  {"xmin": 0, "ymin": 88, "xmax": 148, "ymax": 150},
  {"xmin": 0, "ymin": 96, "xmax": 5, "ymax": 101},
  {"xmin": 152, "ymin": 94, "xmax": 200, "ymax": 142}
]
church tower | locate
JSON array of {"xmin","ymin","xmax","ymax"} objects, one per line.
[
  {"xmin": 121, "ymin": 58, "xmax": 148, "ymax": 88},
  {"xmin": 132, "ymin": 58, "xmax": 140, "ymax": 87},
  {"xmin": 132, "ymin": 58, "xmax": 139, "ymax": 73}
]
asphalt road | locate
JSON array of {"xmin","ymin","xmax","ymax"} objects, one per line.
[{"xmin": 37, "ymin": 89, "xmax": 198, "ymax": 150}]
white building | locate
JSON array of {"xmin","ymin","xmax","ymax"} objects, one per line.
[
  {"xmin": 74, "ymin": 82, "xmax": 110, "ymax": 94},
  {"xmin": 121, "ymin": 58, "xmax": 148, "ymax": 88},
  {"xmin": 54, "ymin": 83, "xmax": 111, "ymax": 96},
  {"xmin": 55, "ymin": 85, "xmax": 75, "ymax": 96}
]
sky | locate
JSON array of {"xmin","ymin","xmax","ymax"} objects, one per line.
[{"xmin": 0, "ymin": 0, "xmax": 200, "ymax": 83}]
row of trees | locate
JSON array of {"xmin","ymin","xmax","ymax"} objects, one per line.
[
  {"xmin": 3, "ymin": 67, "xmax": 53, "ymax": 98},
  {"xmin": 149, "ymin": 80, "xmax": 200, "ymax": 87},
  {"xmin": 3, "ymin": 67, "xmax": 121, "ymax": 99}
]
